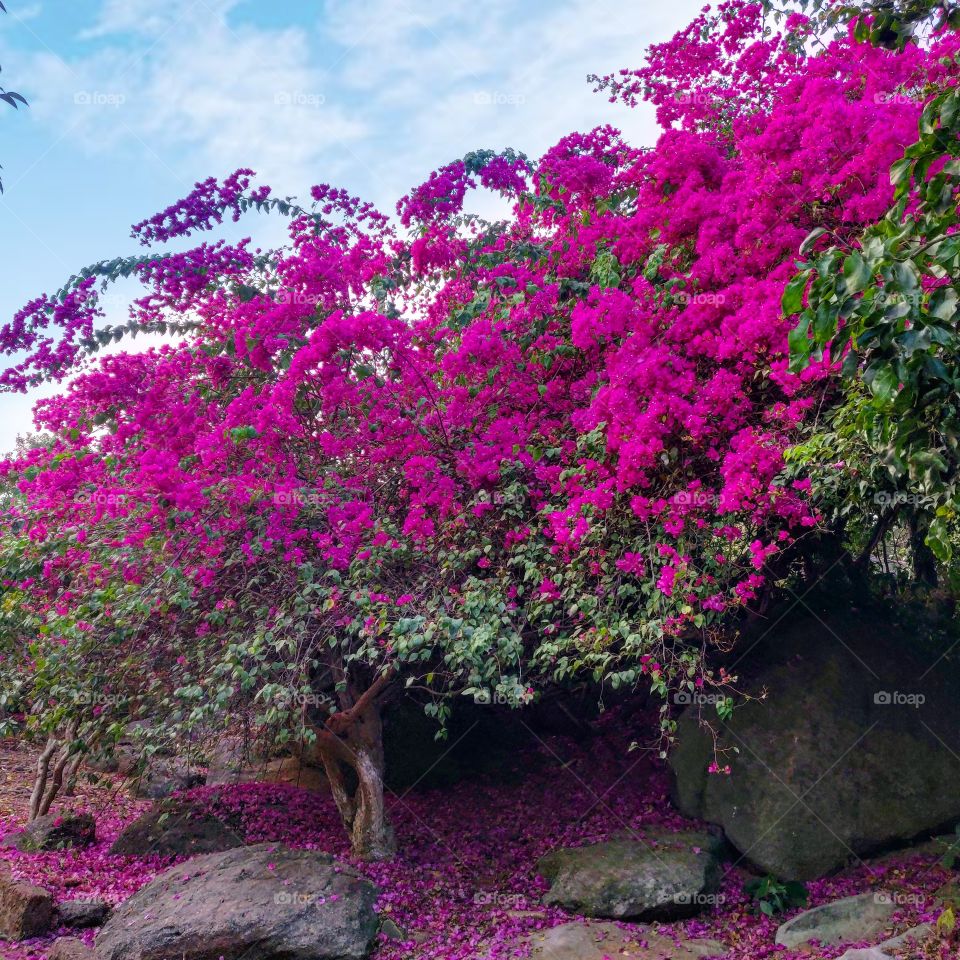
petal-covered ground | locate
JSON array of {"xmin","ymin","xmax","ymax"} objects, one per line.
[{"xmin": 0, "ymin": 723, "xmax": 954, "ymax": 960}]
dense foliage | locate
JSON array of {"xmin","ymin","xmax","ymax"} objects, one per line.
[
  {"xmin": 1, "ymin": 1, "xmax": 959, "ymax": 856},
  {"xmin": 788, "ymin": 29, "xmax": 960, "ymax": 581}
]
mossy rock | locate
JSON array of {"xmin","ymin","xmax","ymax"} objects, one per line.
[
  {"xmin": 670, "ymin": 608, "xmax": 960, "ymax": 879},
  {"xmin": 536, "ymin": 830, "xmax": 723, "ymax": 920}
]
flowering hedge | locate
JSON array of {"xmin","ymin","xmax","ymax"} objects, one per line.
[{"xmin": 1, "ymin": 2, "xmax": 958, "ymax": 854}]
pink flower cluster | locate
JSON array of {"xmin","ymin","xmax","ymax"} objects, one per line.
[{"xmin": 2, "ymin": 5, "xmax": 959, "ymax": 675}]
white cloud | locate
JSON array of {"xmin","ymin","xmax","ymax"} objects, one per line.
[
  {"xmin": 9, "ymin": 3, "xmax": 43, "ymax": 22},
  {"xmin": 21, "ymin": 0, "xmax": 703, "ymax": 205},
  {"xmin": 26, "ymin": 0, "xmax": 367, "ymax": 190},
  {"xmin": 1, "ymin": 0, "xmax": 705, "ymax": 449},
  {"xmin": 314, "ymin": 0, "xmax": 704, "ymax": 212}
]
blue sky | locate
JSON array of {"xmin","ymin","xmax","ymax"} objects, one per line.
[{"xmin": 0, "ymin": 0, "xmax": 703, "ymax": 453}]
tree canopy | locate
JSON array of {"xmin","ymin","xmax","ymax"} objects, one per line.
[{"xmin": 1, "ymin": 1, "xmax": 959, "ymax": 857}]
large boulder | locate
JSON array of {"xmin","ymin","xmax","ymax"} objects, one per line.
[
  {"xmin": 537, "ymin": 830, "xmax": 722, "ymax": 920},
  {"xmin": 94, "ymin": 843, "xmax": 379, "ymax": 960},
  {"xmin": 670, "ymin": 609, "xmax": 960, "ymax": 879},
  {"xmin": 110, "ymin": 801, "xmax": 243, "ymax": 857},
  {"xmin": 2, "ymin": 812, "xmax": 96, "ymax": 852},
  {"xmin": 0, "ymin": 861, "xmax": 55, "ymax": 939},
  {"xmin": 774, "ymin": 892, "xmax": 895, "ymax": 949}
]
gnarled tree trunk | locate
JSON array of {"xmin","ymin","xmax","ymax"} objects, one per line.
[{"xmin": 312, "ymin": 670, "xmax": 396, "ymax": 860}]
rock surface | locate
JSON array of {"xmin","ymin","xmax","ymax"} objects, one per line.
[
  {"xmin": 670, "ymin": 611, "xmax": 960, "ymax": 878},
  {"xmin": 207, "ymin": 752, "xmax": 328, "ymax": 793},
  {"xmin": 47, "ymin": 938, "xmax": 95, "ymax": 960},
  {"xmin": 774, "ymin": 892, "xmax": 895, "ymax": 949},
  {"xmin": 0, "ymin": 861, "xmax": 55, "ymax": 939},
  {"xmin": 537, "ymin": 830, "xmax": 722, "ymax": 920},
  {"xmin": 502, "ymin": 920, "xmax": 727, "ymax": 959},
  {"xmin": 837, "ymin": 923, "xmax": 933, "ymax": 959},
  {"xmin": 128, "ymin": 756, "xmax": 205, "ymax": 799},
  {"xmin": 94, "ymin": 843, "xmax": 380, "ymax": 960},
  {"xmin": 109, "ymin": 800, "xmax": 243, "ymax": 857},
  {"xmin": 58, "ymin": 898, "xmax": 111, "ymax": 928},
  {"xmin": 2, "ymin": 812, "xmax": 95, "ymax": 852}
]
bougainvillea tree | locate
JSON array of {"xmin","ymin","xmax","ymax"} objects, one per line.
[{"xmin": 1, "ymin": 2, "xmax": 958, "ymax": 857}]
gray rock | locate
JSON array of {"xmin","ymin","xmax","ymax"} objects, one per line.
[
  {"xmin": 57, "ymin": 898, "xmax": 111, "ymax": 928},
  {"xmin": 0, "ymin": 861, "xmax": 55, "ymax": 939},
  {"xmin": 775, "ymin": 892, "xmax": 895, "ymax": 949},
  {"xmin": 2, "ymin": 813, "xmax": 95, "ymax": 852},
  {"xmin": 499, "ymin": 920, "xmax": 727, "ymax": 959},
  {"xmin": 47, "ymin": 937, "xmax": 95, "ymax": 960},
  {"xmin": 110, "ymin": 801, "xmax": 242, "ymax": 857},
  {"xmin": 379, "ymin": 918, "xmax": 407, "ymax": 941},
  {"xmin": 94, "ymin": 843, "xmax": 380, "ymax": 960},
  {"xmin": 207, "ymin": 752, "xmax": 328, "ymax": 793},
  {"xmin": 128, "ymin": 757, "xmax": 204, "ymax": 799},
  {"xmin": 670, "ymin": 611, "xmax": 960, "ymax": 879},
  {"xmin": 537, "ymin": 830, "xmax": 722, "ymax": 920},
  {"xmin": 837, "ymin": 923, "xmax": 933, "ymax": 959}
]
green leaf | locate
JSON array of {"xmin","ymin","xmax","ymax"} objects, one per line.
[
  {"xmin": 842, "ymin": 252, "xmax": 871, "ymax": 295},
  {"xmin": 890, "ymin": 156, "xmax": 912, "ymax": 189},
  {"xmin": 927, "ymin": 516, "xmax": 953, "ymax": 564},
  {"xmin": 788, "ymin": 314, "xmax": 811, "ymax": 353},
  {"xmin": 866, "ymin": 364, "xmax": 899, "ymax": 402},
  {"xmin": 799, "ymin": 228, "xmax": 828, "ymax": 255},
  {"xmin": 929, "ymin": 287, "xmax": 958, "ymax": 322},
  {"xmin": 782, "ymin": 273, "xmax": 808, "ymax": 316}
]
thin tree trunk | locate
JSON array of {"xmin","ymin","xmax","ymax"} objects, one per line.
[
  {"xmin": 34, "ymin": 722, "xmax": 77, "ymax": 817},
  {"xmin": 29, "ymin": 737, "xmax": 58, "ymax": 821},
  {"xmin": 62, "ymin": 747, "xmax": 86, "ymax": 797},
  {"xmin": 317, "ymin": 743, "xmax": 357, "ymax": 833}
]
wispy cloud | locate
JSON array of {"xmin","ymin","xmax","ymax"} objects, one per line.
[
  {"xmin": 26, "ymin": 0, "xmax": 367, "ymax": 191},
  {"xmin": 9, "ymin": 2, "xmax": 42, "ymax": 22},
  {"xmin": 19, "ymin": 0, "xmax": 701, "ymax": 205}
]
